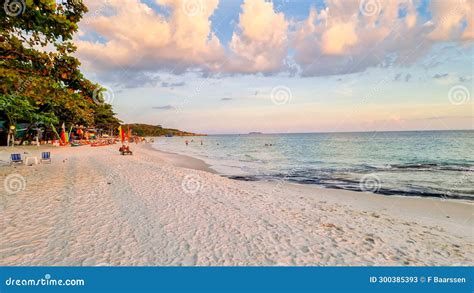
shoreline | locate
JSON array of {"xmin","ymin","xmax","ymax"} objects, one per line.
[
  {"xmin": 142, "ymin": 143, "xmax": 217, "ymax": 174},
  {"xmin": 148, "ymin": 143, "xmax": 473, "ymax": 236},
  {"xmin": 147, "ymin": 142, "xmax": 474, "ymax": 203},
  {"xmin": 0, "ymin": 143, "xmax": 472, "ymax": 265}
]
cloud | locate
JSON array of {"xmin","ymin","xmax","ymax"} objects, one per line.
[
  {"xmin": 432, "ymin": 72, "xmax": 459, "ymax": 85},
  {"xmin": 161, "ymin": 81, "xmax": 186, "ymax": 88},
  {"xmin": 93, "ymin": 70, "xmax": 161, "ymax": 88},
  {"xmin": 432, "ymin": 73, "xmax": 473, "ymax": 84},
  {"xmin": 427, "ymin": 0, "xmax": 473, "ymax": 41},
  {"xmin": 433, "ymin": 73, "xmax": 449, "ymax": 79},
  {"xmin": 77, "ymin": 0, "xmax": 224, "ymax": 78},
  {"xmin": 459, "ymin": 75, "xmax": 473, "ymax": 83},
  {"xmin": 76, "ymin": 0, "xmax": 473, "ymax": 80},
  {"xmin": 226, "ymin": 0, "xmax": 289, "ymax": 73},
  {"xmin": 321, "ymin": 21, "xmax": 358, "ymax": 55},
  {"xmin": 291, "ymin": 0, "xmax": 472, "ymax": 76},
  {"xmin": 152, "ymin": 105, "xmax": 175, "ymax": 110},
  {"xmin": 430, "ymin": 72, "xmax": 472, "ymax": 86}
]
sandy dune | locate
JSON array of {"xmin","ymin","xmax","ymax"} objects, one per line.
[{"xmin": 0, "ymin": 144, "xmax": 472, "ymax": 266}]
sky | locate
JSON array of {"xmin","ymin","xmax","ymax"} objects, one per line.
[{"xmin": 75, "ymin": 0, "xmax": 473, "ymax": 134}]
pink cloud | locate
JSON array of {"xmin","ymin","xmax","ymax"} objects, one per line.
[
  {"xmin": 226, "ymin": 0, "xmax": 289, "ymax": 73},
  {"xmin": 76, "ymin": 0, "xmax": 473, "ymax": 82}
]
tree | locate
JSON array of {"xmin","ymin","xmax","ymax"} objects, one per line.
[
  {"xmin": 0, "ymin": 0, "xmax": 119, "ymax": 145},
  {"xmin": 0, "ymin": 94, "xmax": 40, "ymax": 125},
  {"xmin": 93, "ymin": 103, "xmax": 122, "ymax": 133},
  {"xmin": 0, "ymin": 93, "xmax": 57, "ymax": 145}
]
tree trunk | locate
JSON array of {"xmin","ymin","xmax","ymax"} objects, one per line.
[{"xmin": 19, "ymin": 124, "xmax": 34, "ymax": 146}]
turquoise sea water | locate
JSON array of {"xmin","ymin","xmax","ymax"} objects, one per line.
[{"xmin": 153, "ymin": 130, "xmax": 474, "ymax": 200}]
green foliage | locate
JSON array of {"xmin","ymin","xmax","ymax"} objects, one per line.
[
  {"xmin": 0, "ymin": 0, "xmax": 120, "ymax": 143},
  {"xmin": 123, "ymin": 124, "xmax": 202, "ymax": 137},
  {"xmin": 0, "ymin": 93, "xmax": 54, "ymax": 124},
  {"xmin": 94, "ymin": 103, "xmax": 121, "ymax": 130}
]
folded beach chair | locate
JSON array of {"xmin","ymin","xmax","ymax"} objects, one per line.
[
  {"xmin": 41, "ymin": 152, "xmax": 52, "ymax": 163},
  {"xmin": 119, "ymin": 145, "xmax": 133, "ymax": 155},
  {"xmin": 10, "ymin": 153, "xmax": 23, "ymax": 165}
]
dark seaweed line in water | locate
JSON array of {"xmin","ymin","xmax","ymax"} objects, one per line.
[
  {"xmin": 319, "ymin": 164, "xmax": 474, "ymax": 173},
  {"xmin": 226, "ymin": 175, "xmax": 474, "ymax": 201},
  {"xmin": 386, "ymin": 163, "xmax": 474, "ymax": 172}
]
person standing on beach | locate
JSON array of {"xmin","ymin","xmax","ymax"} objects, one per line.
[{"xmin": 185, "ymin": 140, "xmax": 188, "ymax": 146}]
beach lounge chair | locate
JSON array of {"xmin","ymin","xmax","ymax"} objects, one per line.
[
  {"xmin": 10, "ymin": 153, "xmax": 23, "ymax": 165},
  {"xmin": 41, "ymin": 152, "xmax": 52, "ymax": 163}
]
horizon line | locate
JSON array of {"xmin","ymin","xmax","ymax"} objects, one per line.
[{"xmin": 203, "ymin": 128, "xmax": 474, "ymax": 136}]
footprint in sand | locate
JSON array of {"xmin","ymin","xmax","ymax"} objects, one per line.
[{"xmin": 364, "ymin": 237, "xmax": 375, "ymax": 244}]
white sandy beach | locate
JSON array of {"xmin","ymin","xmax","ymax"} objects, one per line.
[{"xmin": 0, "ymin": 143, "xmax": 472, "ymax": 266}]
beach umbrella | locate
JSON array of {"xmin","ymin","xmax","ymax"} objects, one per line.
[
  {"xmin": 118, "ymin": 125, "xmax": 124, "ymax": 143},
  {"xmin": 60, "ymin": 123, "xmax": 66, "ymax": 144}
]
